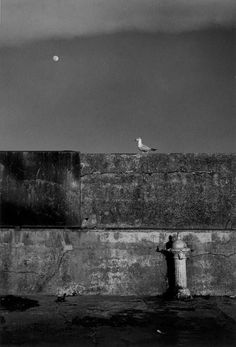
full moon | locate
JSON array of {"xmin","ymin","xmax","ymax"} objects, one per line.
[{"xmin": 53, "ymin": 55, "xmax": 59, "ymax": 62}]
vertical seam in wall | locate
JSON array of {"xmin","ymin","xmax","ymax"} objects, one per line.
[{"xmin": 79, "ymin": 152, "xmax": 82, "ymax": 228}]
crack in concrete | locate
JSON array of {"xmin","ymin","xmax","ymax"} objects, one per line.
[
  {"xmin": 225, "ymin": 219, "xmax": 233, "ymax": 229},
  {"xmin": 56, "ymin": 309, "xmax": 72, "ymax": 325},
  {"xmin": 80, "ymin": 170, "xmax": 221, "ymax": 177},
  {"xmin": 36, "ymin": 249, "xmax": 72, "ymax": 291},
  {"xmin": 214, "ymin": 306, "xmax": 236, "ymax": 325},
  {"xmin": 1, "ymin": 270, "xmax": 38, "ymax": 275},
  {"xmin": 23, "ymin": 179, "xmax": 64, "ymax": 188},
  {"xmin": 192, "ymin": 252, "xmax": 236, "ymax": 258},
  {"xmin": 56, "ymin": 307, "xmax": 98, "ymax": 345}
]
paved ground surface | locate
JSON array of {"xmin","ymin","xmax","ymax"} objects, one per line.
[{"xmin": 0, "ymin": 295, "xmax": 236, "ymax": 346}]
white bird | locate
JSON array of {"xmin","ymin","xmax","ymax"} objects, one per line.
[{"xmin": 135, "ymin": 137, "xmax": 157, "ymax": 153}]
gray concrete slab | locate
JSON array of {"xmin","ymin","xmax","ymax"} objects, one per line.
[{"xmin": 1, "ymin": 295, "xmax": 236, "ymax": 346}]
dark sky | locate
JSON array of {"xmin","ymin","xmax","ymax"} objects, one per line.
[{"xmin": 0, "ymin": 28, "xmax": 235, "ymax": 152}]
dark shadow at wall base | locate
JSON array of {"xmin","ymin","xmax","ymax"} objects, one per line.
[{"xmin": 156, "ymin": 235, "xmax": 176, "ymax": 298}]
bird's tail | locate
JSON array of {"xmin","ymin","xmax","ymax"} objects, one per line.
[{"xmin": 151, "ymin": 148, "xmax": 157, "ymax": 151}]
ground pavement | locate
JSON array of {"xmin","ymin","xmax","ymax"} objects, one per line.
[{"xmin": 0, "ymin": 295, "xmax": 236, "ymax": 346}]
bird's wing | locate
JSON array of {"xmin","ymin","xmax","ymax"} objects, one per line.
[{"xmin": 140, "ymin": 144, "xmax": 151, "ymax": 151}]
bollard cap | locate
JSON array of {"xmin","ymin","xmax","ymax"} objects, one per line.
[{"xmin": 172, "ymin": 234, "xmax": 187, "ymax": 250}]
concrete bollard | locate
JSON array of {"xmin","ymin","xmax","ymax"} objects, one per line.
[{"xmin": 170, "ymin": 234, "xmax": 191, "ymax": 299}]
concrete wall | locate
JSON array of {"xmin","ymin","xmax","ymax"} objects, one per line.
[
  {"xmin": 0, "ymin": 229, "xmax": 235, "ymax": 296},
  {"xmin": 0, "ymin": 152, "xmax": 235, "ymax": 296},
  {"xmin": 80, "ymin": 153, "xmax": 235, "ymax": 229},
  {"xmin": 0, "ymin": 152, "xmax": 80, "ymax": 226}
]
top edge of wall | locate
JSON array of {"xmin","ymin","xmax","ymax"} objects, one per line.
[{"xmin": 0, "ymin": 151, "xmax": 235, "ymax": 155}]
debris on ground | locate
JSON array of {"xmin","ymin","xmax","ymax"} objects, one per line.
[
  {"xmin": 156, "ymin": 329, "xmax": 166, "ymax": 334},
  {"xmin": 55, "ymin": 293, "xmax": 66, "ymax": 303}
]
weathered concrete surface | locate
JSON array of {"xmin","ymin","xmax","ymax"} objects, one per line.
[
  {"xmin": 81, "ymin": 153, "xmax": 235, "ymax": 229},
  {"xmin": 0, "ymin": 152, "xmax": 235, "ymax": 229},
  {"xmin": 1, "ymin": 295, "xmax": 236, "ymax": 346},
  {"xmin": 0, "ymin": 153, "xmax": 235, "ymax": 296},
  {"xmin": 0, "ymin": 229, "xmax": 235, "ymax": 296},
  {"xmin": 0, "ymin": 152, "xmax": 80, "ymax": 226}
]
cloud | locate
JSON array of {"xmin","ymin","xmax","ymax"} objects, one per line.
[{"xmin": 0, "ymin": 0, "xmax": 235, "ymax": 46}]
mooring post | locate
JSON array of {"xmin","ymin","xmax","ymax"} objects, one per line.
[{"xmin": 170, "ymin": 234, "xmax": 191, "ymax": 299}]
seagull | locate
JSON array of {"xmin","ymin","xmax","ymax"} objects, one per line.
[{"xmin": 135, "ymin": 137, "xmax": 157, "ymax": 153}]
